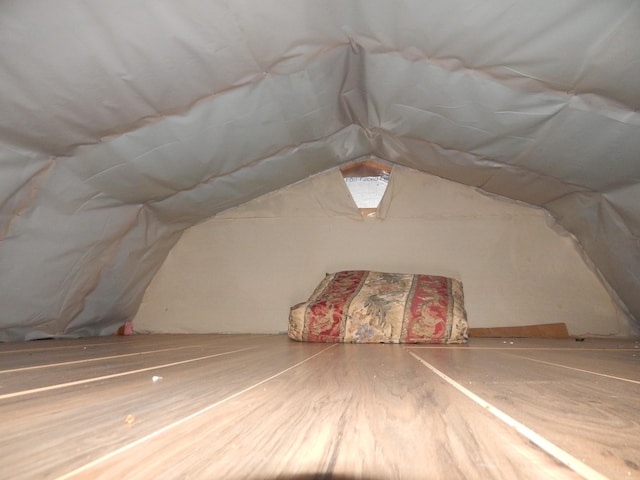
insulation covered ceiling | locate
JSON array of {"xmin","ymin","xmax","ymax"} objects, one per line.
[{"xmin": 1, "ymin": 1, "xmax": 639, "ymax": 341}]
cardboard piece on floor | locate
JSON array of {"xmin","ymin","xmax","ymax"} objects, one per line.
[{"xmin": 469, "ymin": 323, "xmax": 569, "ymax": 339}]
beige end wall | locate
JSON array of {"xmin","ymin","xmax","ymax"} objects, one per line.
[{"xmin": 134, "ymin": 166, "xmax": 632, "ymax": 336}]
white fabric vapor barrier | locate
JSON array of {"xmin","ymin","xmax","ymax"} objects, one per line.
[{"xmin": 0, "ymin": 0, "xmax": 638, "ymax": 340}]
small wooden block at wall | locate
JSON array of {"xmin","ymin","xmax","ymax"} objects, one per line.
[{"xmin": 468, "ymin": 323, "xmax": 569, "ymax": 338}]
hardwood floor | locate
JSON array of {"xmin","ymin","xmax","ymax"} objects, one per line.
[{"xmin": 0, "ymin": 335, "xmax": 638, "ymax": 479}]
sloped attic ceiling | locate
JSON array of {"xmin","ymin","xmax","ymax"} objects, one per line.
[{"xmin": 0, "ymin": 1, "xmax": 639, "ymax": 341}]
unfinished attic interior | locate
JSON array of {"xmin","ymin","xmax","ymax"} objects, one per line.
[{"xmin": 1, "ymin": 1, "xmax": 639, "ymax": 478}]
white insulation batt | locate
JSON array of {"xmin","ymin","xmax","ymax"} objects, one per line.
[{"xmin": 0, "ymin": 1, "xmax": 639, "ymax": 341}]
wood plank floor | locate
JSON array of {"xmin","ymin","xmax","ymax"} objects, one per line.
[{"xmin": 0, "ymin": 335, "xmax": 638, "ymax": 479}]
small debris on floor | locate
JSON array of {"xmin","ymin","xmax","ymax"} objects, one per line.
[
  {"xmin": 124, "ymin": 415, "xmax": 136, "ymax": 425},
  {"xmin": 152, "ymin": 375, "xmax": 163, "ymax": 383}
]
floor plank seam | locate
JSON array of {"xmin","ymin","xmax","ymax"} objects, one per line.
[
  {"xmin": 0, "ymin": 344, "xmax": 219, "ymax": 374},
  {"xmin": 55, "ymin": 343, "xmax": 337, "ymax": 480},
  {"xmin": 0, "ymin": 347, "xmax": 255, "ymax": 401},
  {"xmin": 0, "ymin": 342, "xmax": 126, "ymax": 354},
  {"xmin": 405, "ymin": 348, "xmax": 609, "ymax": 480},
  {"xmin": 504, "ymin": 353, "xmax": 640, "ymax": 385},
  {"xmin": 408, "ymin": 346, "xmax": 639, "ymax": 351}
]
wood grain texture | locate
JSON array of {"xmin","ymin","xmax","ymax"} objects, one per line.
[
  {"xmin": 0, "ymin": 335, "xmax": 636, "ymax": 479},
  {"xmin": 0, "ymin": 335, "xmax": 328, "ymax": 478},
  {"xmin": 60, "ymin": 342, "xmax": 580, "ymax": 480},
  {"xmin": 410, "ymin": 338, "xmax": 640, "ymax": 479}
]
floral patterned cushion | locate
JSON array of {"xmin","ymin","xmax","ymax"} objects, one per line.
[{"xmin": 289, "ymin": 271, "xmax": 468, "ymax": 343}]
